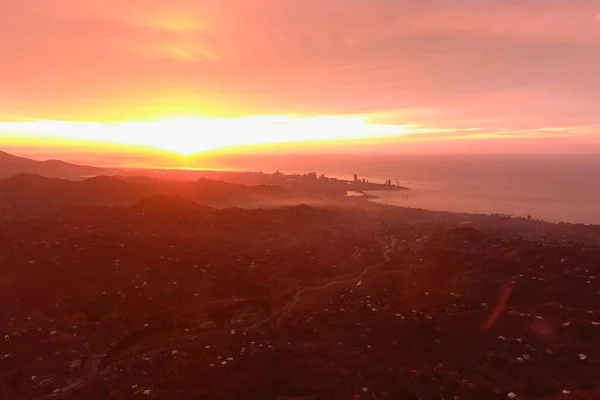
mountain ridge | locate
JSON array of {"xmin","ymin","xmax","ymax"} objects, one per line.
[
  {"xmin": 0, "ymin": 149, "xmax": 106, "ymax": 178},
  {"xmin": 0, "ymin": 173, "xmax": 290, "ymax": 210}
]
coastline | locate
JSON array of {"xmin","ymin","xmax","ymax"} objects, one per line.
[{"xmin": 360, "ymin": 190, "xmax": 600, "ymax": 227}]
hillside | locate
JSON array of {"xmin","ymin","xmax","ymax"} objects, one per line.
[
  {"xmin": 0, "ymin": 203, "xmax": 599, "ymax": 399},
  {"xmin": 120, "ymin": 176, "xmax": 291, "ymax": 206},
  {"xmin": 0, "ymin": 150, "xmax": 105, "ymax": 179},
  {"xmin": 1, "ymin": 150, "xmax": 599, "ymax": 399},
  {"xmin": 0, "ymin": 174, "xmax": 290, "ymax": 213}
]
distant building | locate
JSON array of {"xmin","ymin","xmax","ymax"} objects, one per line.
[{"xmin": 353, "ymin": 174, "xmax": 358, "ymax": 183}]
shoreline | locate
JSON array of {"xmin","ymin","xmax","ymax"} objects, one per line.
[
  {"xmin": 339, "ymin": 190, "xmax": 600, "ymax": 228},
  {"xmin": 362, "ymin": 189, "xmax": 600, "ymax": 227}
]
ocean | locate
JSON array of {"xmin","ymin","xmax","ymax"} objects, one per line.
[{"xmin": 225, "ymin": 153, "xmax": 600, "ymax": 225}]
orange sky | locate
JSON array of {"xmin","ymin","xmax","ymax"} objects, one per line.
[{"xmin": 1, "ymin": 0, "xmax": 599, "ymax": 162}]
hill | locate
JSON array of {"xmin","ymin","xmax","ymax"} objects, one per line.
[
  {"xmin": 0, "ymin": 150, "xmax": 105, "ymax": 178},
  {"xmin": 120, "ymin": 176, "xmax": 290, "ymax": 206},
  {"xmin": 0, "ymin": 202, "xmax": 599, "ymax": 399},
  {"xmin": 0, "ymin": 174, "xmax": 153, "ymax": 208},
  {"xmin": 0, "ymin": 173, "xmax": 290, "ymax": 212}
]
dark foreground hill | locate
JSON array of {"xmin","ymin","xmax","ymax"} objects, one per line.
[{"xmin": 0, "ymin": 201, "xmax": 599, "ymax": 400}]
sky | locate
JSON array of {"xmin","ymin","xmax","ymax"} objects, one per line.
[{"xmin": 1, "ymin": 0, "xmax": 599, "ymax": 164}]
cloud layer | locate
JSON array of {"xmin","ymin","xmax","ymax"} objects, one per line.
[{"xmin": 1, "ymin": 0, "xmax": 599, "ymax": 152}]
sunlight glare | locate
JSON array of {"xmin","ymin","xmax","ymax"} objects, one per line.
[{"xmin": 0, "ymin": 116, "xmax": 409, "ymax": 155}]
